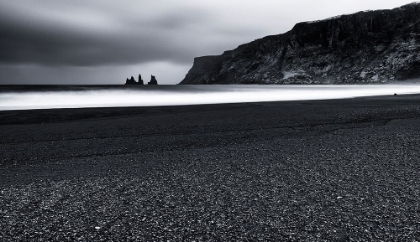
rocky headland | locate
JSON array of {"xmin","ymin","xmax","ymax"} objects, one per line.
[{"xmin": 180, "ymin": 3, "xmax": 420, "ymax": 84}]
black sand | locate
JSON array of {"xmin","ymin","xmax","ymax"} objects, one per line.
[{"xmin": 1, "ymin": 95, "xmax": 420, "ymax": 241}]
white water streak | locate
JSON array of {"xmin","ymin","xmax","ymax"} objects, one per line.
[{"xmin": 1, "ymin": 85, "xmax": 420, "ymax": 111}]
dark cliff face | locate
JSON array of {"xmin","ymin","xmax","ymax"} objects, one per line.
[{"xmin": 180, "ymin": 3, "xmax": 420, "ymax": 84}]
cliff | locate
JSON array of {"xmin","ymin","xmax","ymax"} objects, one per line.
[{"xmin": 180, "ymin": 3, "xmax": 420, "ymax": 84}]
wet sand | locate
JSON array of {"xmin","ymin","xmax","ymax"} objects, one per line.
[{"xmin": 1, "ymin": 95, "xmax": 420, "ymax": 240}]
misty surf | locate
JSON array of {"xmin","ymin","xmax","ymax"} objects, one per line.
[{"xmin": 1, "ymin": 84, "xmax": 420, "ymax": 111}]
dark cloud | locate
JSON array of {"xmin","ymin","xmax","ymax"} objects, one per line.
[
  {"xmin": 0, "ymin": 0, "xmax": 264, "ymax": 69},
  {"xmin": 0, "ymin": 1, "xmax": 216, "ymax": 67}
]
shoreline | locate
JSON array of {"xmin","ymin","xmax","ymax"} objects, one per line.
[
  {"xmin": 1, "ymin": 94, "xmax": 420, "ymax": 240},
  {"xmin": 2, "ymin": 84, "xmax": 420, "ymax": 112},
  {"xmin": 0, "ymin": 91, "xmax": 418, "ymax": 115}
]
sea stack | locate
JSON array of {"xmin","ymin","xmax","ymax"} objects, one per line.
[
  {"xmin": 125, "ymin": 76, "xmax": 137, "ymax": 85},
  {"xmin": 138, "ymin": 74, "xmax": 144, "ymax": 85},
  {"xmin": 125, "ymin": 74, "xmax": 146, "ymax": 85},
  {"xmin": 148, "ymin": 75, "xmax": 158, "ymax": 85}
]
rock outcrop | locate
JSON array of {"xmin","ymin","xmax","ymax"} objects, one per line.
[
  {"xmin": 125, "ymin": 74, "xmax": 144, "ymax": 85},
  {"xmin": 138, "ymin": 74, "xmax": 144, "ymax": 85},
  {"xmin": 180, "ymin": 3, "xmax": 420, "ymax": 84},
  {"xmin": 125, "ymin": 76, "xmax": 137, "ymax": 85},
  {"xmin": 148, "ymin": 75, "xmax": 158, "ymax": 85}
]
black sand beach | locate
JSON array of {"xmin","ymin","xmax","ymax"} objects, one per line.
[{"xmin": 1, "ymin": 95, "xmax": 420, "ymax": 241}]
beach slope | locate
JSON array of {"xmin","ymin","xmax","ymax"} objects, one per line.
[{"xmin": 1, "ymin": 95, "xmax": 420, "ymax": 240}]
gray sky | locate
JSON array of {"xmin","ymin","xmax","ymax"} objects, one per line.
[{"xmin": 0, "ymin": 0, "xmax": 416, "ymax": 85}]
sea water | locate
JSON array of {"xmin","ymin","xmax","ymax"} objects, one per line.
[{"xmin": 1, "ymin": 84, "xmax": 420, "ymax": 111}]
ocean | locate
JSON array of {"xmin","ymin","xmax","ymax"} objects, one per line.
[{"xmin": 1, "ymin": 84, "xmax": 420, "ymax": 111}]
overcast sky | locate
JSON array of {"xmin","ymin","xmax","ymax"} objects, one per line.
[{"xmin": 0, "ymin": 0, "xmax": 416, "ymax": 85}]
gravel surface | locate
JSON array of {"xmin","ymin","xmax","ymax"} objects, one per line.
[{"xmin": 1, "ymin": 95, "xmax": 420, "ymax": 241}]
